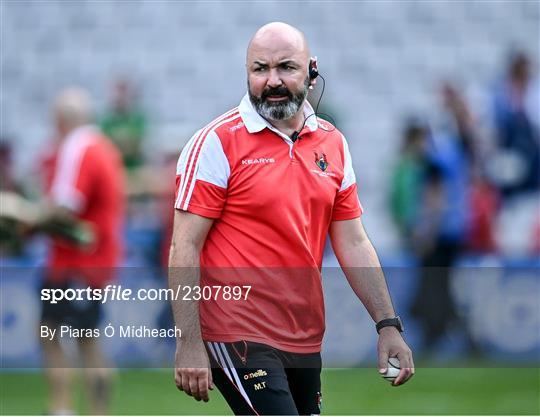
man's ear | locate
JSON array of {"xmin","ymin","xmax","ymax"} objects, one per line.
[{"xmin": 309, "ymin": 56, "xmax": 318, "ymax": 89}]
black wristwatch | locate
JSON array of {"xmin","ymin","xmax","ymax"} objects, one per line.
[{"xmin": 376, "ymin": 316, "xmax": 404, "ymax": 334}]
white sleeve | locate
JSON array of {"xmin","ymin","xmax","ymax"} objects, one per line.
[
  {"xmin": 175, "ymin": 129, "xmax": 230, "ymax": 210},
  {"xmin": 50, "ymin": 133, "xmax": 93, "ymax": 212},
  {"xmin": 340, "ymin": 134, "xmax": 357, "ymax": 192}
]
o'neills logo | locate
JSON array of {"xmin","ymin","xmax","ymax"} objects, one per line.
[
  {"xmin": 241, "ymin": 158, "xmax": 275, "ymax": 165},
  {"xmin": 244, "ymin": 369, "xmax": 268, "ymax": 380}
]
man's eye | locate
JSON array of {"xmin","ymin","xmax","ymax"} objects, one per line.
[{"xmin": 254, "ymin": 67, "xmax": 265, "ymax": 72}]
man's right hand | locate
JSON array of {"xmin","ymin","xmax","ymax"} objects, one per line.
[{"xmin": 174, "ymin": 341, "xmax": 214, "ymax": 402}]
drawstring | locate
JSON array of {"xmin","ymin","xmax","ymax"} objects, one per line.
[{"xmin": 232, "ymin": 341, "xmax": 248, "ymax": 365}]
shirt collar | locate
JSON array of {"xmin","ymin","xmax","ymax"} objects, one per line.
[{"xmin": 239, "ymin": 93, "xmax": 319, "ymax": 135}]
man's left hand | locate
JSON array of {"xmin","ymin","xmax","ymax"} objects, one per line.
[{"xmin": 377, "ymin": 327, "xmax": 415, "ymax": 386}]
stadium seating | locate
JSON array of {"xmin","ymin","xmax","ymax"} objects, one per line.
[{"xmin": 2, "ymin": 1, "xmax": 538, "ymax": 250}]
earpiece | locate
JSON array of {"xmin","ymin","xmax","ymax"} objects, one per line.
[{"xmin": 309, "ymin": 65, "xmax": 319, "ymax": 80}]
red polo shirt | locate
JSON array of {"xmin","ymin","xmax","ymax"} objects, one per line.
[
  {"xmin": 175, "ymin": 95, "xmax": 362, "ymax": 352},
  {"xmin": 47, "ymin": 125, "xmax": 125, "ymax": 287}
]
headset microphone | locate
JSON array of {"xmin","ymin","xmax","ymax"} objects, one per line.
[{"xmin": 291, "ymin": 63, "xmax": 336, "ymax": 143}]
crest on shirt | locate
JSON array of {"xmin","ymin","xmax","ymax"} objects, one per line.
[{"xmin": 314, "ymin": 151, "xmax": 328, "ymax": 172}]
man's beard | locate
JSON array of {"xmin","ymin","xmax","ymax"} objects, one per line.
[{"xmin": 249, "ymin": 76, "xmax": 310, "ymax": 121}]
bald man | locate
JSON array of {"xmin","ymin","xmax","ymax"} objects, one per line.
[
  {"xmin": 39, "ymin": 87, "xmax": 125, "ymax": 415},
  {"xmin": 169, "ymin": 22, "xmax": 414, "ymax": 415}
]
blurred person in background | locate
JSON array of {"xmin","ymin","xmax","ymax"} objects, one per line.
[
  {"xmin": 38, "ymin": 87, "xmax": 125, "ymax": 415},
  {"xmin": 491, "ymin": 51, "xmax": 539, "ymax": 196},
  {"xmin": 409, "ymin": 160, "xmax": 462, "ymax": 352},
  {"xmin": 390, "ymin": 118, "xmax": 464, "ymax": 352},
  {"xmin": 389, "ymin": 119, "xmax": 430, "ymax": 250},
  {"xmin": 0, "ymin": 140, "xmax": 27, "ymax": 256},
  {"xmin": 467, "ymin": 165, "xmax": 499, "ymax": 254},
  {"xmin": 441, "ymin": 82, "xmax": 499, "ymax": 254},
  {"xmin": 440, "ymin": 82, "xmax": 477, "ymax": 161},
  {"xmin": 101, "ymin": 78, "xmax": 147, "ymax": 171},
  {"xmin": 407, "ymin": 82, "xmax": 485, "ymax": 353}
]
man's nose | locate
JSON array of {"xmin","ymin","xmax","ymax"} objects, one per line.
[{"xmin": 266, "ymin": 69, "xmax": 282, "ymax": 88}]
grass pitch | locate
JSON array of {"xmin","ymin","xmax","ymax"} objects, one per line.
[{"xmin": 1, "ymin": 368, "xmax": 538, "ymax": 415}]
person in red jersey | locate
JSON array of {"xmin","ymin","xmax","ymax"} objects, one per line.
[
  {"xmin": 40, "ymin": 87, "xmax": 125, "ymax": 415},
  {"xmin": 169, "ymin": 22, "xmax": 414, "ymax": 415}
]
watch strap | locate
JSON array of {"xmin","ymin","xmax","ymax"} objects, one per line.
[{"xmin": 376, "ymin": 316, "xmax": 404, "ymax": 334}]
